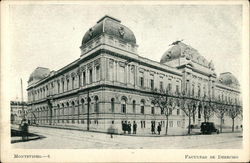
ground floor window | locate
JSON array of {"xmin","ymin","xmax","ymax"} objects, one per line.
[
  {"xmin": 177, "ymin": 121, "xmax": 181, "ymax": 127},
  {"xmin": 169, "ymin": 121, "xmax": 173, "ymax": 127}
]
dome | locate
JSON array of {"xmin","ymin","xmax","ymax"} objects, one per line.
[
  {"xmin": 28, "ymin": 67, "xmax": 50, "ymax": 83},
  {"xmin": 160, "ymin": 41, "xmax": 209, "ymax": 68},
  {"xmin": 81, "ymin": 15, "xmax": 136, "ymax": 45},
  {"xmin": 218, "ymin": 72, "xmax": 239, "ymax": 86}
]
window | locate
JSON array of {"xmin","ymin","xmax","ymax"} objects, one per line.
[
  {"xmin": 89, "ymin": 69, "xmax": 93, "ymax": 83},
  {"xmin": 58, "ymin": 82, "xmax": 60, "ymax": 93},
  {"xmin": 168, "ymin": 83, "xmax": 172, "ymax": 92},
  {"xmin": 192, "ymin": 84, "xmax": 195, "ymax": 96},
  {"xmin": 71, "ymin": 102, "xmax": 75, "ymax": 115},
  {"xmin": 150, "ymin": 79, "xmax": 154, "ymax": 90},
  {"xmin": 176, "ymin": 85, "xmax": 179, "ymax": 94},
  {"xmin": 169, "ymin": 121, "xmax": 173, "ymax": 127},
  {"xmin": 177, "ymin": 109, "xmax": 180, "ymax": 115},
  {"xmin": 140, "ymin": 100, "xmax": 145, "ymax": 114},
  {"xmin": 140, "ymin": 77, "xmax": 144, "ymax": 87},
  {"xmin": 160, "ymin": 81, "xmax": 163, "ymax": 90},
  {"xmin": 94, "ymin": 96, "xmax": 99, "ymax": 113},
  {"xmin": 151, "ymin": 106, "xmax": 155, "ymax": 115},
  {"xmin": 169, "ymin": 108, "xmax": 172, "ymax": 115},
  {"xmin": 66, "ymin": 79, "xmax": 69, "ymax": 91},
  {"xmin": 132, "ymin": 100, "xmax": 136, "ymax": 113},
  {"xmin": 118, "ymin": 66, "xmax": 125, "ymax": 83},
  {"xmin": 198, "ymin": 85, "xmax": 201, "ymax": 97},
  {"xmin": 121, "ymin": 98, "xmax": 126, "ymax": 113},
  {"xmin": 83, "ymin": 71, "xmax": 86, "ymax": 86},
  {"xmin": 177, "ymin": 121, "xmax": 181, "ymax": 127},
  {"xmin": 111, "ymin": 98, "xmax": 115, "ymax": 113},
  {"xmin": 81, "ymin": 99, "xmax": 84, "ymax": 114},
  {"xmin": 161, "ymin": 109, "xmax": 164, "ymax": 115},
  {"xmin": 96, "ymin": 66, "xmax": 100, "ymax": 81},
  {"xmin": 72, "ymin": 77, "xmax": 75, "ymax": 89}
]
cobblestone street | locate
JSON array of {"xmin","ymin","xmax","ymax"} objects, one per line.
[{"xmin": 12, "ymin": 126, "xmax": 242, "ymax": 149}]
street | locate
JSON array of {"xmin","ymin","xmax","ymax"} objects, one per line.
[{"xmin": 12, "ymin": 126, "xmax": 242, "ymax": 149}]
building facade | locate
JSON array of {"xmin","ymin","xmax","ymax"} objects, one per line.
[
  {"xmin": 26, "ymin": 16, "xmax": 242, "ymax": 135},
  {"xmin": 10, "ymin": 101, "xmax": 27, "ymax": 124}
]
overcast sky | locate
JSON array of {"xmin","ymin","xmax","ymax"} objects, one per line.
[{"xmin": 7, "ymin": 3, "xmax": 242, "ymax": 101}]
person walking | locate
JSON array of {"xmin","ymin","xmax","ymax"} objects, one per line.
[
  {"xmin": 157, "ymin": 122, "xmax": 162, "ymax": 135},
  {"xmin": 133, "ymin": 121, "xmax": 137, "ymax": 134},
  {"xmin": 151, "ymin": 121, "xmax": 156, "ymax": 134},
  {"xmin": 127, "ymin": 121, "xmax": 131, "ymax": 134},
  {"xmin": 122, "ymin": 121, "xmax": 126, "ymax": 134}
]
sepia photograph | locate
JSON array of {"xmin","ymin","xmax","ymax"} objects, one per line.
[{"xmin": 1, "ymin": 0, "xmax": 249, "ymax": 162}]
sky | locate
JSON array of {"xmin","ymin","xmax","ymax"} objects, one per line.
[{"xmin": 6, "ymin": 3, "xmax": 243, "ymax": 101}]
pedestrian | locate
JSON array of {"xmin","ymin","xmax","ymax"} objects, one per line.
[
  {"xmin": 128, "ymin": 121, "xmax": 131, "ymax": 134},
  {"xmin": 133, "ymin": 121, "xmax": 137, "ymax": 134},
  {"xmin": 21, "ymin": 119, "xmax": 29, "ymax": 141},
  {"xmin": 109, "ymin": 121, "xmax": 115, "ymax": 138},
  {"xmin": 157, "ymin": 122, "xmax": 161, "ymax": 135},
  {"xmin": 122, "ymin": 121, "xmax": 126, "ymax": 134},
  {"xmin": 151, "ymin": 122, "xmax": 155, "ymax": 134}
]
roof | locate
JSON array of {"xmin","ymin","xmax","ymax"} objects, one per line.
[
  {"xmin": 28, "ymin": 67, "xmax": 50, "ymax": 83},
  {"xmin": 81, "ymin": 15, "xmax": 136, "ymax": 45},
  {"xmin": 160, "ymin": 41, "xmax": 211, "ymax": 68},
  {"xmin": 218, "ymin": 72, "xmax": 239, "ymax": 86}
]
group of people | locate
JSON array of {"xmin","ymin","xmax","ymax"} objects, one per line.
[
  {"xmin": 151, "ymin": 122, "xmax": 162, "ymax": 135},
  {"xmin": 122, "ymin": 121, "xmax": 137, "ymax": 134}
]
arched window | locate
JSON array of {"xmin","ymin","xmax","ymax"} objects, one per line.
[
  {"xmin": 94, "ymin": 96, "xmax": 99, "ymax": 113},
  {"xmin": 71, "ymin": 101, "xmax": 75, "ymax": 115},
  {"xmin": 71, "ymin": 101, "xmax": 75, "ymax": 123},
  {"xmin": 140, "ymin": 100, "xmax": 145, "ymax": 114},
  {"xmin": 57, "ymin": 104, "xmax": 60, "ymax": 117},
  {"xmin": 132, "ymin": 100, "xmax": 136, "ymax": 113},
  {"xmin": 111, "ymin": 98, "xmax": 115, "ymax": 113},
  {"xmin": 67, "ymin": 79, "xmax": 70, "ymax": 91},
  {"xmin": 66, "ymin": 102, "xmax": 69, "ymax": 123},
  {"xmin": 81, "ymin": 98, "xmax": 85, "ymax": 114},
  {"xmin": 121, "ymin": 98, "xmax": 126, "ymax": 113}
]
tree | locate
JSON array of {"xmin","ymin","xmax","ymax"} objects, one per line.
[
  {"xmin": 179, "ymin": 91, "xmax": 198, "ymax": 134},
  {"xmin": 214, "ymin": 100, "xmax": 227, "ymax": 133},
  {"xmin": 227, "ymin": 102, "xmax": 242, "ymax": 132},
  {"xmin": 152, "ymin": 88, "xmax": 177, "ymax": 135},
  {"xmin": 202, "ymin": 96, "xmax": 215, "ymax": 122}
]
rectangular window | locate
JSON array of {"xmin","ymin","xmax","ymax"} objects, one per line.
[
  {"xmin": 96, "ymin": 66, "xmax": 100, "ymax": 81},
  {"xmin": 168, "ymin": 83, "xmax": 172, "ymax": 92},
  {"xmin": 160, "ymin": 81, "xmax": 163, "ymax": 90},
  {"xmin": 176, "ymin": 85, "xmax": 179, "ymax": 94},
  {"xmin": 141, "ymin": 106, "xmax": 144, "ymax": 114},
  {"xmin": 83, "ymin": 71, "xmax": 86, "ymax": 86},
  {"xmin": 150, "ymin": 79, "xmax": 154, "ymax": 90},
  {"xmin": 151, "ymin": 107, "xmax": 155, "ymax": 114},
  {"xmin": 89, "ymin": 69, "xmax": 93, "ymax": 83},
  {"xmin": 72, "ymin": 77, "xmax": 75, "ymax": 89},
  {"xmin": 177, "ymin": 109, "xmax": 180, "ymax": 115},
  {"xmin": 140, "ymin": 77, "xmax": 144, "ymax": 87},
  {"xmin": 169, "ymin": 121, "xmax": 173, "ymax": 127},
  {"xmin": 177, "ymin": 121, "xmax": 181, "ymax": 127}
]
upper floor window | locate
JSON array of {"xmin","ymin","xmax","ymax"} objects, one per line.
[
  {"xmin": 89, "ymin": 69, "xmax": 93, "ymax": 83},
  {"xmin": 150, "ymin": 79, "xmax": 154, "ymax": 90},
  {"xmin": 83, "ymin": 71, "xmax": 86, "ymax": 86},
  {"xmin": 72, "ymin": 77, "xmax": 75, "ymax": 89},
  {"xmin": 160, "ymin": 81, "xmax": 163, "ymax": 90},
  {"xmin": 176, "ymin": 85, "xmax": 180, "ymax": 95},
  {"xmin": 140, "ymin": 77, "xmax": 144, "ymax": 87},
  {"xmin": 66, "ymin": 79, "xmax": 70, "ymax": 91},
  {"xmin": 168, "ymin": 83, "xmax": 172, "ymax": 92},
  {"xmin": 96, "ymin": 66, "xmax": 100, "ymax": 81}
]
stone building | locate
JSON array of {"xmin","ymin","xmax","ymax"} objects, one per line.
[
  {"xmin": 26, "ymin": 15, "xmax": 242, "ymax": 134},
  {"xmin": 10, "ymin": 101, "xmax": 27, "ymax": 124}
]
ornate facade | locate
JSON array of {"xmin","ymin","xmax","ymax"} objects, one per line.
[{"xmin": 26, "ymin": 15, "xmax": 241, "ymax": 135}]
